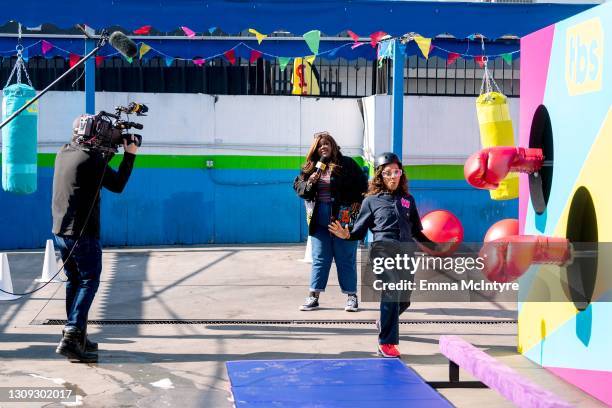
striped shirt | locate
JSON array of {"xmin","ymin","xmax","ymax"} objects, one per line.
[{"xmin": 317, "ymin": 168, "xmax": 332, "ymax": 203}]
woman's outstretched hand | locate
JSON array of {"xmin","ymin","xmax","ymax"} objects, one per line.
[{"xmin": 328, "ymin": 220, "xmax": 350, "ymax": 239}]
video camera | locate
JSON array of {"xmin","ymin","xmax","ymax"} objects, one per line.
[{"xmin": 73, "ymin": 102, "xmax": 148, "ymax": 153}]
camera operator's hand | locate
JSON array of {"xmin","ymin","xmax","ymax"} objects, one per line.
[{"xmin": 123, "ymin": 137, "xmax": 139, "ymax": 155}]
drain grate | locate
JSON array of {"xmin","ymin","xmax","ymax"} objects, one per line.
[{"xmin": 40, "ymin": 319, "xmax": 517, "ymax": 326}]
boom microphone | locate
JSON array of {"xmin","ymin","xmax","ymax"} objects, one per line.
[{"xmin": 109, "ymin": 31, "xmax": 138, "ymax": 59}]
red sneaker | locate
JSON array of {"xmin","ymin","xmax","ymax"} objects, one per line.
[{"xmin": 378, "ymin": 344, "xmax": 401, "ymax": 358}]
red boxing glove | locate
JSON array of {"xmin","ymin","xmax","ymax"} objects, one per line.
[
  {"xmin": 480, "ymin": 235, "xmax": 571, "ymax": 283},
  {"xmin": 464, "ymin": 147, "xmax": 544, "ymax": 190}
]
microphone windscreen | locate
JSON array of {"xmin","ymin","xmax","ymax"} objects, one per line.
[{"xmin": 109, "ymin": 31, "xmax": 138, "ymax": 59}]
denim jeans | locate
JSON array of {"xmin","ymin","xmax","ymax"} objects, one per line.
[
  {"xmin": 55, "ymin": 235, "xmax": 102, "ymax": 332},
  {"xmin": 309, "ymin": 202, "xmax": 358, "ymax": 294}
]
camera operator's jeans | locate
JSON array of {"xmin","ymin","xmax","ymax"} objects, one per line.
[
  {"xmin": 309, "ymin": 202, "xmax": 358, "ymax": 295},
  {"xmin": 54, "ymin": 235, "xmax": 102, "ymax": 332}
]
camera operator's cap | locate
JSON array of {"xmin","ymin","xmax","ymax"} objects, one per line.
[{"xmin": 375, "ymin": 152, "xmax": 402, "ymax": 170}]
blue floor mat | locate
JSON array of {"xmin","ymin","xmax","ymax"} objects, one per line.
[{"xmin": 226, "ymin": 358, "xmax": 453, "ymax": 407}]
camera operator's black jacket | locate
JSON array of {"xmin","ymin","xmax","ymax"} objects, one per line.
[
  {"xmin": 293, "ymin": 154, "xmax": 368, "ymax": 236},
  {"xmin": 52, "ymin": 144, "xmax": 135, "ymax": 239}
]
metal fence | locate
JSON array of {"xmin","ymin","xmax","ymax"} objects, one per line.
[{"xmin": 0, "ymin": 54, "xmax": 520, "ymax": 97}]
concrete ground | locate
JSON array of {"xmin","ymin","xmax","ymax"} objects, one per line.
[{"xmin": 0, "ymin": 244, "xmax": 605, "ymax": 407}]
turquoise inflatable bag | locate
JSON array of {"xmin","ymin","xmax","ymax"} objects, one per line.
[{"xmin": 2, "ymin": 83, "xmax": 38, "ymax": 194}]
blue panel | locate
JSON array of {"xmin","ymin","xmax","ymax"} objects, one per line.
[
  {"xmin": 0, "ymin": 1, "xmax": 593, "ymax": 38},
  {"xmin": 227, "ymin": 358, "xmax": 452, "ymax": 407},
  {"xmin": 410, "ymin": 180, "xmax": 518, "ymax": 243},
  {"xmin": 0, "ymin": 170, "xmax": 515, "ymax": 249}
]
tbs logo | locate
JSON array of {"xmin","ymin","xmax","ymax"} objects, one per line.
[{"xmin": 565, "ymin": 17, "xmax": 604, "ymax": 96}]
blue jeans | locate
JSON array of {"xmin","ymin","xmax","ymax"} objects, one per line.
[
  {"xmin": 310, "ymin": 202, "xmax": 358, "ymax": 294},
  {"xmin": 55, "ymin": 235, "xmax": 102, "ymax": 332}
]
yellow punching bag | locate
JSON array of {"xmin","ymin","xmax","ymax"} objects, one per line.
[
  {"xmin": 292, "ymin": 58, "xmax": 320, "ymax": 96},
  {"xmin": 476, "ymin": 91, "xmax": 518, "ymax": 200}
]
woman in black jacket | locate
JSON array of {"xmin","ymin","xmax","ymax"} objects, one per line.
[
  {"xmin": 329, "ymin": 152, "xmax": 452, "ymax": 358},
  {"xmin": 293, "ymin": 131, "xmax": 368, "ymax": 312}
]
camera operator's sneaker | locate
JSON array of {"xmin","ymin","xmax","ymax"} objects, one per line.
[
  {"xmin": 299, "ymin": 296, "xmax": 320, "ymax": 311},
  {"xmin": 345, "ymin": 294, "xmax": 358, "ymax": 312},
  {"xmin": 378, "ymin": 344, "xmax": 401, "ymax": 358}
]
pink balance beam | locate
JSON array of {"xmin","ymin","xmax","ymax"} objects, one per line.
[{"xmin": 439, "ymin": 335, "xmax": 571, "ymax": 408}]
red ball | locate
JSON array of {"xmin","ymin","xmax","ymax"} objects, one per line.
[
  {"xmin": 484, "ymin": 219, "xmax": 519, "ymax": 243},
  {"xmin": 421, "ymin": 210, "xmax": 464, "ymax": 255}
]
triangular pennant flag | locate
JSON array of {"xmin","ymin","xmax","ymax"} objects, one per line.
[
  {"xmin": 249, "ymin": 50, "xmax": 262, "ymax": 63},
  {"xmin": 347, "ymin": 30, "xmax": 360, "ymax": 42},
  {"xmin": 248, "ymin": 28, "xmax": 268, "ymax": 45},
  {"xmin": 139, "ymin": 43, "xmax": 152, "ymax": 59},
  {"xmin": 133, "ymin": 25, "xmax": 152, "ymax": 35},
  {"xmin": 181, "ymin": 26, "xmax": 196, "ymax": 37},
  {"xmin": 501, "ymin": 53, "xmax": 513, "ymax": 66},
  {"xmin": 467, "ymin": 34, "xmax": 477, "ymax": 41},
  {"xmin": 165, "ymin": 57, "xmax": 174, "ymax": 67},
  {"xmin": 124, "ymin": 55, "xmax": 133, "ymax": 64},
  {"xmin": 369, "ymin": 31, "xmax": 387, "ymax": 48},
  {"xmin": 304, "ymin": 55, "xmax": 315, "ymax": 65},
  {"xmin": 69, "ymin": 53, "xmax": 80, "ymax": 68},
  {"xmin": 95, "ymin": 55, "xmax": 105, "ymax": 67},
  {"xmin": 377, "ymin": 40, "xmax": 394, "ymax": 60},
  {"xmin": 208, "ymin": 27, "xmax": 217, "ymax": 34},
  {"xmin": 84, "ymin": 25, "xmax": 95, "ymax": 37},
  {"xmin": 278, "ymin": 57, "xmax": 291, "ymax": 71},
  {"xmin": 413, "ymin": 35, "xmax": 432, "ymax": 59},
  {"xmin": 351, "ymin": 42, "xmax": 366, "ymax": 50},
  {"xmin": 193, "ymin": 58, "xmax": 206, "ymax": 66},
  {"xmin": 474, "ymin": 55, "xmax": 486, "ymax": 68},
  {"xmin": 41, "ymin": 40, "xmax": 53, "ymax": 55},
  {"xmin": 447, "ymin": 52, "xmax": 460, "ymax": 66},
  {"xmin": 224, "ymin": 49, "xmax": 236, "ymax": 65},
  {"xmin": 21, "ymin": 48, "xmax": 29, "ymax": 63},
  {"xmin": 303, "ymin": 30, "xmax": 321, "ymax": 55}
]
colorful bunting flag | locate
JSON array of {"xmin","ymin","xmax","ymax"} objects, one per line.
[
  {"xmin": 501, "ymin": 53, "xmax": 513, "ymax": 66},
  {"xmin": 69, "ymin": 53, "xmax": 80, "ymax": 68},
  {"xmin": 95, "ymin": 55, "xmax": 105, "ymax": 67},
  {"xmin": 224, "ymin": 49, "xmax": 236, "ymax": 65},
  {"xmin": 475, "ymin": 55, "xmax": 486, "ymax": 68},
  {"xmin": 125, "ymin": 56, "xmax": 133, "ymax": 64},
  {"xmin": 303, "ymin": 30, "xmax": 321, "ymax": 55},
  {"xmin": 139, "ymin": 43, "xmax": 152, "ymax": 59},
  {"xmin": 248, "ymin": 28, "xmax": 268, "ymax": 45},
  {"xmin": 413, "ymin": 35, "xmax": 432, "ymax": 59},
  {"xmin": 447, "ymin": 52, "xmax": 460, "ymax": 66},
  {"xmin": 467, "ymin": 34, "xmax": 477, "ymax": 41},
  {"xmin": 193, "ymin": 58, "xmax": 206, "ymax": 66},
  {"xmin": 208, "ymin": 27, "xmax": 217, "ymax": 34},
  {"xmin": 347, "ymin": 30, "xmax": 360, "ymax": 42},
  {"xmin": 41, "ymin": 40, "xmax": 53, "ymax": 55},
  {"xmin": 377, "ymin": 40, "xmax": 394, "ymax": 60},
  {"xmin": 133, "ymin": 25, "xmax": 152, "ymax": 35},
  {"xmin": 351, "ymin": 42, "xmax": 365, "ymax": 50},
  {"xmin": 304, "ymin": 55, "xmax": 316, "ymax": 65},
  {"xmin": 165, "ymin": 57, "xmax": 174, "ymax": 67},
  {"xmin": 181, "ymin": 26, "xmax": 196, "ymax": 37},
  {"xmin": 370, "ymin": 31, "xmax": 387, "ymax": 48},
  {"xmin": 249, "ymin": 50, "xmax": 262, "ymax": 63},
  {"xmin": 278, "ymin": 57, "xmax": 291, "ymax": 71}
]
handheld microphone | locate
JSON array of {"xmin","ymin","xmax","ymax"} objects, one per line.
[
  {"xmin": 109, "ymin": 31, "xmax": 138, "ymax": 59},
  {"xmin": 315, "ymin": 156, "xmax": 330, "ymax": 174}
]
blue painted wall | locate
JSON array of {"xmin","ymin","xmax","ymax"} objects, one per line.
[{"xmin": 0, "ymin": 169, "xmax": 516, "ymax": 249}]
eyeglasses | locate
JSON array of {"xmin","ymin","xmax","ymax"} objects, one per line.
[{"xmin": 382, "ymin": 169, "xmax": 403, "ymax": 178}]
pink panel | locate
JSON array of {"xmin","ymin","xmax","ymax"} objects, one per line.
[
  {"xmin": 518, "ymin": 25, "xmax": 556, "ymax": 233},
  {"xmin": 547, "ymin": 367, "xmax": 612, "ymax": 406}
]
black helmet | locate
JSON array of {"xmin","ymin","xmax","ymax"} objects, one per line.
[{"xmin": 375, "ymin": 152, "xmax": 402, "ymax": 170}]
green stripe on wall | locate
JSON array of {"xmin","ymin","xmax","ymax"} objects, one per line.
[{"xmin": 4, "ymin": 154, "xmax": 462, "ymax": 180}]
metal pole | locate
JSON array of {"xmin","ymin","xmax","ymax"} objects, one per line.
[
  {"xmin": 391, "ymin": 39, "xmax": 404, "ymax": 158},
  {"xmin": 85, "ymin": 38, "xmax": 96, "ymax": 114}
]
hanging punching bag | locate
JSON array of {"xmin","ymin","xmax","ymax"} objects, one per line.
[
  {"xmin": 2, "ymin": 83, "xmax": 38, "ymax": 194},
  {"xmin": 476, "ymin": 91, "xmax": 518, "ymax": 200}
]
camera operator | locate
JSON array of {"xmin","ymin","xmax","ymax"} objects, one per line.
[{"xmin": 52, "ymin": 116, "xmax": 139, "ymax": 363}]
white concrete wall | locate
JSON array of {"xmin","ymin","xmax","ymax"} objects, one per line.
[
  {"xmin": 363, "ymin": 94, "xmax": 520, "ymax": 164},
  {"xmin": 1, "ymin": 92, "xmax": 519, "ymax": 163}
]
